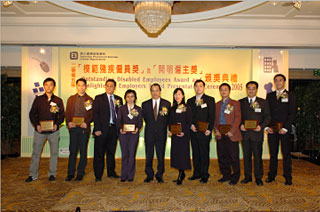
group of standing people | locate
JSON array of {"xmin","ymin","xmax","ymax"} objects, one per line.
[{"xmin": 25, "ymin": 74, "xmax": 296, "ymax": 187}]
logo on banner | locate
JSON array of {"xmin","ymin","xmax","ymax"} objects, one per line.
[
  {"xmin": 264, "ymin": 57, "xmax": 279, "ymax": 73},
  {"xmin": 32, "ymin": 82, "xmax": 44, "ymax": 96},
  {"xmin": 70, "ymin": 52, "xmax": 78, "ymax": 60}
]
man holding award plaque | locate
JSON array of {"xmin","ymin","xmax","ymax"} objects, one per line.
[
  {"xmin": 239, "ymin": 81, "xmax": 271, "ymax": 186},
  {"xmin": 65, "ymin": 78, "xmax": 93, "ymax": 182},
  {"xmin": 142, "ymin": 83, "xmax": 170, "ymax": 183},
  {"xmin": 93, "ymin": 79, "xmax": 123, "ymax": 182},
  {"xmin": 187, "ymin": 79, "xmax": 215, "ymax": 184},
  {"xmin": 214, "ymin": 83, "xmax": 242, "ymax": 185},
  {"xmin": 26, "ymin": 78, "xmax": 65, "ymax": 182},
  {"xmin": 265, "ymin": 74, "xmax": 296, "ymax": 186}
]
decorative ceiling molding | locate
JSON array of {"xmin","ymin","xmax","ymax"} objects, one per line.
[{"xmin": 50, "ymin": 0, "xmax": 266, "ymax": 23}]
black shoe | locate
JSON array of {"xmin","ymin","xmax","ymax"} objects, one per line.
[
  {"xmin": 265, "ymin": 177, "xmax": 275, "ymax": 183},
  {"xmin": 49, "ymin": 175, "xmax": 55, "ymax": 181},
  {"xmin": 229, "ymin": 181, "xmax": 237, "ymax": 185},
  {"xmin": 95, "ymin": 178, "xmax": 101, "ymax": 182},
  {"xmin": 200, "ymin": 178, "xmax": 208, "ymax": 184},
  {"xmin": 75, "ymin": 176, "xmax": 83, "ymax": 181},
  {"xmin": 256, "ymin": 179, "xmax": 263, "ymax": 186},
  {"xmin": 240, "ymin": 178, "xmax": 252, "ymax": 184},
  {"xmin": 65, "ymin": 175, "xmax": 74, "ymax": 182},
  {"xmin": 128, "ymin": 179, "xmax": 134, "ymax": 182},
  {"xmin": 285, "ymin": 179, "xmax": 292, "ymax": 186},
  {"xmin": 156, "ymin": 176, "xmax": 164, "ymax": 183},
  {"xmin": 188, "ymin": 175, "xmax": 201, "ymax": 181},
  {"xmin": 25, "ymin": 176, "xmax": 38, "ymax": 183},
  {"xmin": 176, "ymin": 171, "xmax": 185, "ymax": 185},
  {"xmin": 120, "ymin": 179, "xmax": 126, "ymax": 182},
  {"xmin": 144, "ymin": 178, "xmax": 153, "ymax": 183},
  {"xmin": 218, "ymin": 177, "xmax": 230, "ymax": 183},
  {"xmin": 108, "ymin": 173, "xmax": 120, "ymax": 179}
]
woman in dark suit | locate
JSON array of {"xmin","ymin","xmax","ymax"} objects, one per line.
[
  {"xmin": 168, "ymin": 88, "xmax": 192, "ymax": 185},
  {"xmin": 116, "ymin": 89, "xmax": 143, "ymax": 182}
]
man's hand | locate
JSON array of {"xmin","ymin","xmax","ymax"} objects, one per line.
[
  {"xmin": 226, "ymin": 131, "xmax": 233, "ymax": 137},
  {"xmin": 132, "ymin": 128, "xmax": 139, "ymax": 135},
  {"xmin": 204, "ymin": 130, "xmax": 211, "ymax": 136},
  {"xmin": 36, "ymin": 125, "xmax": 42, "ymax": 133},
  {"xmin": 177, "ymin": 132, "xmax": 185, "ymax": 137},
  {"xmin": 168, "ymin": 131, "xmax": 172, "ymax": 136},
  {"xmin": 95, "ymin": 131, "xmax": 102, "ymax": 136},
  {"xmin": 279, "ymin": 129, "xmax": 287, "ymax": 135},
  {"xmin": 240, "ymin": 124, "xmax": 247, "ymax": 131},
  {"xmin": 68, "ymin": 122, "xmax": 76, "ymax": 128},
  {"xmin": 80, "ymin": 123, "xmax": 87, "ymax": 129},
  {"xmin": 267, "ymin": 128, "xmax": 274, "ymax": 134},
  {"xmin": 254, "ymin": 125, "xmax": 261, "ymax": 132},
  {"xmin": 191, "ymin": 124, "xmax": 197, "ymax": 132},
  {"xmin": 52, "ymin": 124, "xmax": 57, "ymax": 132}
]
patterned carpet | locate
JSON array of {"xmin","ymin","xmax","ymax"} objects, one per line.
[{"xmin": 1, "ymin": 157, "xmax": 320, "ymax": 212}]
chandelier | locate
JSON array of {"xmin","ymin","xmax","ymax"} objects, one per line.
[{"xmin": 134, "ymin": 1, "xmax": 173, "ymax": 34}]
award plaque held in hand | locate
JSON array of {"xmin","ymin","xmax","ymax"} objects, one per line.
[
  {"xmin": 197, "ymin": 121, "xmax": 209, "ymax": 133},
  {"xmin": 122, "ymin": 124, "xmax": 136, "ymax": 132},
  {"xmin": 40, "ymin": 120, "xmax": 54, "ymax": 131},
  {"xmin": 219, "ymin": 124, "xmax": 231, "ymax": 134},
  {"xmin": 170, "ymin": 123, "xmax": 182, "ymax": 135},
  {"xmin": 72, "ymin": 116, "xmax": 85, "ymax": 126},
  {"xmin": 269, "ymin": 122, "xmax": 283, "ymax": 132},
  {"xmin": 244, "ymin": 120, "xmax": 258, "ymax": 130}
]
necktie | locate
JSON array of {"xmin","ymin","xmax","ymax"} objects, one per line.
[
  {"xmin": 110, "ymin": 96, "xmax": 116, "ymax": 124},
  {"xmin": 277, "ymin": 92, "xmax": 281, "ymax": 100},
  {"xmin": 249, "ymin": 99, "xmax": 253, "ymax": 107},
  {"xmin": 154, "ymin": 101, "xmax": 158, "ymax": 121}
]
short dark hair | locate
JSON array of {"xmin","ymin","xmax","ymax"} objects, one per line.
[
  {"xmin": 124, "ymin": 89, "xmax": 137, "ymax": 103},
  {"xmin": 106, "ymin": 79, "xmax": 116, "ymax": 87},
  {"xmin": 172, "ymin": 88, "xmax": 186, "ymax": 106},
  {"xmin": 43, "ymin": 77, "xmax": 56, "ymax": 87},
  {"xmin": 274, "ymin": 74, "xmax": 286, "ymax": 81},
  {"xmin": 219, "ymin": 83, "xmax": 231, "ymax": 91},
  {"xmin": 246, "ymin": 81, "xmax": 259, "ymax": 89},
  {"xmin": 76, "ymin": 78, "xmax": 87, "ymax": 85},
  {"xmin": 194, "ymin": 79, "xmax": 205, "ymax": 87},
  {"xmin": 150, "ymin": 83, "xmax": 161, "ymax": 91}
]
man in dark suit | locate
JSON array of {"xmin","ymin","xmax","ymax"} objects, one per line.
[
  {"xmin": 142, "ymin": 83, "xmax": 171, "ymax": 183},
  {"xmin": 93, "ymin": 79, "xmax": 123, "ymax": 182},
  {"xmin": 239, "ymin": 81, "xmax": 271, "ymax": 186},
  {"xmin": 266, "ymin": 74, "xmax": 296, "ymax": 186},
  {"xmin": 187, "ymin": 79, "xmax": 215, "ymax": 183}
]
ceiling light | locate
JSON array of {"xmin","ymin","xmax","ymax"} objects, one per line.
[
  {"xmin": 40, "ymin": 48, "xmax": 46, "ymax": 55},
  {"xmin": 134, "ymin": 1, "xmax": 173, "ymax": 34},
  {"xmin": 293, "ymin": 0, "xmax": 302, "ymax": 10},
  {"xmin": 3, "ymin": 1, "xmax": 13, "ymax": 7}
]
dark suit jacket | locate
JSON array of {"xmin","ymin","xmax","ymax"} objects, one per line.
[
  {"xmin": 169, "ymin": 104, "xmax": 192, "ymax": 136},
  {"xmin": 142, "ymin": 98, "xmax": 171, "ymax": 142},
  {"xmin": 93, "ymin": 93, "xmax": 123, "ymax": 134},
  {"xmin": 116, "ymin": 104, "xmax": 143, "ymax": 131},
  {"xmin": 239, "ymin": 97, "xmax": 271, "ymax": 141},
  {"xmin": 65, "ymin": 93, "xmax": 94, "ymax": 133},
  {"xmin": 266, "ymin": 90, "xmax": 296, "ymax": 132},
  {"xmin": 187, "ymin": 94, "xmax": 215, "ymax": 136},
  {"xmin": 214, "ymin": 98, "xmax": 242, "ymax": 142}
]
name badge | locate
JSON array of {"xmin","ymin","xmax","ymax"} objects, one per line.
[
  {"xmin": 128, "ymin": 114, "xmax": 134, "ymax": 119},
  {"xmin": 85, "ymin": 105, "xmax": 92, "ymax": 111},
  {"xmin": 281, "ymin": 98, "xmax": 288, "ymax": 102},
  {"xmin": 255, "ymin": 108, "xmax": 261, "ymax": 113},
  {"xmin": 50, "ymin": 101, "xmax": 57, "ymax": 106},
  {"xmin": 176, "ymin": 109, "xmax": 182, "ymax": 113},
  {"xmin": 224, "ymin": 109, "xmax": 230, "ymax": 114},
  {"xmin": 201, "ymin": 103, "xmax": 207, "ymax": 108}
]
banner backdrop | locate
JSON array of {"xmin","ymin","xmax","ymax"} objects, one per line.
[{"xmin": 21, "ymin": 47, "xmax": 288, "ymax": 159}]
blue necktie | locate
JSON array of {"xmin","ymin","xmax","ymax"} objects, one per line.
[{"xmin": 109, "ymin": 96, "xmax": 116, "ymax": 124}]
